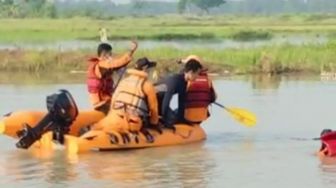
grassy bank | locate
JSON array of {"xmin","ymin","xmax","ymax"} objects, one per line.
[
  {"xmin": 1, "ymin": 41, "xmax": 336, "ymax": 75},
  {"xmin": 1, "ymin": 14, "xmax": 336, "ymax": 43}
]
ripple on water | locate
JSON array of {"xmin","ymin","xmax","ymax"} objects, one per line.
[{"xmin": 319, "ymin": 159, "xmax": 336, "ymax": 186}]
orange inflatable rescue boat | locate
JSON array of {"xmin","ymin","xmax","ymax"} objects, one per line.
[{"xmin": 0, "ymin": 90, "xmax": 206, "ymax": 153}]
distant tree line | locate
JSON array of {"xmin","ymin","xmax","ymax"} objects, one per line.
[
  {"xmin": 0, "ymin": 0, "xmax": 56, "ymax": 18},
  {"xmin": 0, "ymin": 0, "xmax": 336, "ymax": 18}
]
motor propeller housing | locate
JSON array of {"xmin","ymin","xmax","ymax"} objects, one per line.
[{"xmin": 16, "ymin": 90, "xmax": 78, "ymax": 149}]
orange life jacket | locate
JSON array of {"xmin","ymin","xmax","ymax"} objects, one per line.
[
  {"xmin": 86, "ymin": 57, "xmax": 114, "ymax": 98},
  {"xmin": 185, "ymin": 72, "xmax": 212, "ymax": 108},
  {"xmin": 112, "ymin": 70, "xmax": 149, "ymax": 117},
  {"xmin": 184, "ymin": 71, "xmax": 213, "ymax": 123}
]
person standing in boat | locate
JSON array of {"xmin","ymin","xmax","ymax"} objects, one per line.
[
  {"xmin": 87, "ymin": 41, "xmax": 138, "ymax": 114},
  {"xmin": 93, "ymin": 57, "xmax": 160, "ymax": 142},
  {"xmin": 156, "ymin": 55, "xmax": 216, "ymax": 128}
]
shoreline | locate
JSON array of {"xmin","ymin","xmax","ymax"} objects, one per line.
[
  {"xmin": 1, "ymin": 42, "xmax": 335, "ymax": 75},
  {"xmin": 0, "ymin": 70, "xmax": 328, "ymax": 87}
]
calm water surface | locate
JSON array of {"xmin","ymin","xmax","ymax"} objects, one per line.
[
  {"xmin": 0, "ymin": 74, "xmax": 335, "ymax": 188},
  {"xmin": 0, "ymin": 35, "xmax": 327, "ymax": 51}
]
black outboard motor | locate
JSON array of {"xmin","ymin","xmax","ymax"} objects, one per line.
[{"xmin": 16, "ymin": 90, "xmax": 78, "ymax": 149}]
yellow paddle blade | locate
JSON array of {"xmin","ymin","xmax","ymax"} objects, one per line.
[{"xmin": 226, "ymin": 107, "xmax": 257, "ymax": 127}]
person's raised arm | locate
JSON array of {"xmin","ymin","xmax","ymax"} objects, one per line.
[{"xmin": 98, "ymin": 41, "xmax": 138, "ymax": 69}]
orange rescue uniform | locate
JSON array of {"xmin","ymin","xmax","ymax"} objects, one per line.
[
  {"xmin": 93, "ymin": 69, "xmax": 159, "ymax": 133},
  {"xmin": 87, "ymin": 53, "xmax": 132, "ymax": 110}
]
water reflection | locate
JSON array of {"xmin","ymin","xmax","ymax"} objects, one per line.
[
  {"xmin": 0, "ymin": 71, "xmax": 143, "ymax": 85},
  {"xmin": 1, "ymin": 150, "xmax": 78, "ymax": 186},
  {"xmin": 247, "ymin": 74, "xmax": 321, "ymax": 93},
  {"xmin": 0, "ymin": 132, "xmax": 261, "ymax": 187},
  {"xmin": 0, "ymin": 71, "xmax": 319, "ymax": 91},
  {"xmin": 79, "ymin": 143, "xmax": 216, "ymax": 187},
  {"xmin": 319, "ymin": 159, "xmax": 336, "ymax": 187},
  {"xmin": 0, "ymin": 71, "xmax": 85, "ymax": 85},
  {"xmin": 1, "ymin": 73, "xmax": 336, "ymax": 187},
  {"xmin": 250, "ymin": 74, "xmax": 281, "ymax": 91}
]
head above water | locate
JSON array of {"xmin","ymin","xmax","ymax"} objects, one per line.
[
  {"xmin": 135, "ymin": 57, "xmax": 157, "ymax": 71},
  {"xmin": 97, "ymin": 43, "xmax": 112, "ymax": 59},
  {"xmin": 184, "ymin": 59, "xmax": 203, "ymax": 81}
]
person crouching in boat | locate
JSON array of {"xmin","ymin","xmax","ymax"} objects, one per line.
[
  {"xmin": 87, "ymin": 41, "xmax": 138, "ymax": 114},
  {"xmin": 180, "ymin": 55, "xmax": 217, "ymax": 125},
  {"xmin": 179, "ymin": 55, "xmax": 217, "ymax": 124},
  {"xmin": 93, "ymin": 57, "xmax": 160, "ymax": 142},
  {"xmin": 155, "ymin": 57, "xmax": 216, "ymax": 129}
]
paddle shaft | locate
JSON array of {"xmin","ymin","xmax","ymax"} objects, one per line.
[{"xmin": 213, "ymin": 102, "xmax": 228, "ymax": 110}]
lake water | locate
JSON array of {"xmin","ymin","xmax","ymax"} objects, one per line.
[
  {"xmin": 0, "ymin": 74, "xmax": 335, "ymax": 187},
  {"xmin": 0, "ymin": 35, "xmax": 328, "ymax": 51}
]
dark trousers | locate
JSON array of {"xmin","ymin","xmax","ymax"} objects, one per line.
[
  {"xmin": 164, "ymin": 108, "xmax": 177, "ymax": 128},
  {"xmin": 156, "ymin": 92, "xmax": 198, "ymax": 127},
  {"xmin": 156, "ymin": 92, "xmax": 176, "ymax": 127}
]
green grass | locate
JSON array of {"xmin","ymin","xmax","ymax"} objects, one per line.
[
  {"xmin": 134, "ymin": 42, "xmax": 336, "ymax": 74},
  {"xmin": 2, "ymin": 41, "xmax": 336, "ymax": 75},
  {"xmin": 1, "ymin": 14, "xmax": 336, "ymax": 43},
  {"xmin": 1, "ymin": 14, "xmax": 336, "ymax": 75}
]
